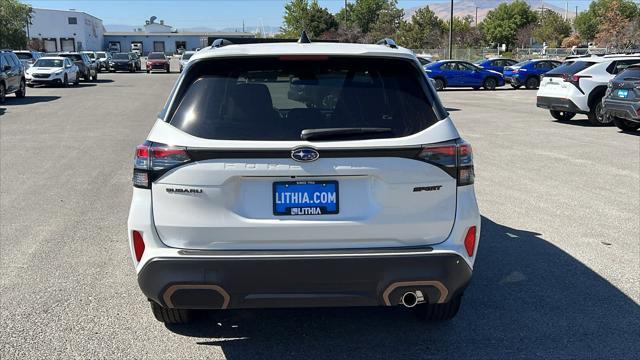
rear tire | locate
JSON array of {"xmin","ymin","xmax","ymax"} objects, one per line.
[
  {"xmin": 412, "ymin": 293, "xmax": 462, "ymax": 321},
  {"xmin": 0, "ymin": 83, "xmax": 6, "ymax": 103},
  {"xmin": 525, "ymin": 77, "xmax": 539, "ymax": 89},
  {"xmin": 483, "ymin": 77, "xmax": 497, "ymax": 90},
  {"xmin": 150, "ymin": 301, "xmax": 192, "ymax": 324},
  {"xmin": 613, "ymin": 117, "xmax": 640, "ymax": 131},
  {"xmin": 587, "ymin": 100, "xmax": 612, "ymax": 126},
  {"xmin": 434, "ymin": 78, "xmax": 445, "ymax": 91},
  {"xmin": 92, "ymin": 72, "xmax": 98, "ymax": 81},
  {"xmin": 15, "ymin": 79, "xmax": 26, "ymax": 98},
  {"xmin": 550, "ymin": 110, "xmax": 576, "ymax": 121}
]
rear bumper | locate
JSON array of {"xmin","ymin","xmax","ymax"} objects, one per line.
[
  {"xmin": 603, "ymin": 98, "xmax": 640, "ymax": 121},
  {"xmin": 138, "ymin": 250, "xmax": 472, "ymax": 309},
  {"xmin": 536, "ymin": 96, "xmax": 586, "ymax": 114}
]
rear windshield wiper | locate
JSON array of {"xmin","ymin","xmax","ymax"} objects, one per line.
[{"xmin": 300, "ymin": 127, "xmax": 393, "ymax": 141}]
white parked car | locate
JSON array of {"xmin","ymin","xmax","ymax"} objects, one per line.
[
  {"xmin": 128, "ymin": 38, "xmax": 480, "ymax": 324},
  {"xmin": 536, "ymin": 54, "xmax": 640, "ymax": 125},
  {"xmin": 178, "ymin": 51, "xmax": 196, "ymax": 72},
  {"xmin": 25, "ymin": 57, "xmax": 79, "ymax": 87}
]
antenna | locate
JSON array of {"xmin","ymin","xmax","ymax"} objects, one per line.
[{"xmin": 298, "ymin": 30, "xmax": 311, "ymax": 44}]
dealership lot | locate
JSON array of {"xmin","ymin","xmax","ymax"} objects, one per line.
[{"xmin": 1, "ymin": 73, "xmax": 638, "ymax": 359}]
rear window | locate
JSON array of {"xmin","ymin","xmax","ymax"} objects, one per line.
[
  {"xmin": 96, "ymin": 52, "xmax": 106, "ymax": 59},
  {"xmin": 14, "ymin": 52, "xmax": 33, "ymax": 60},
  {"xmin": 182, "ymin": 53, "xmax": 194, "ymax": 60},
  {"xmin": 59, "ymin": 54, "xmax": 82, "ymax": 61},
  {"xmin": 615, "ymin": 66, "xmax": 640, "ymax": 80},
  {"xmin": 169, "ymin": 57, "xmax": 440, "ymax": 141},
  {"xmin": 546, "ymin": 61, "xmax": 595, "ymax": 76}
]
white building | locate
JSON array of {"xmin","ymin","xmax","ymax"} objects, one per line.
[{"xmin": 28, "ymin": 8, "xmax": 105, "ymax": 52}]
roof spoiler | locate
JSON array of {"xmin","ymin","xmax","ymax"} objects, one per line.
[
  {"xmin": 210, "ymin": 38, "xmax": 234, "ymax": 49},
  {"xmin": 376, "ymin": 38, "xmax": 397, "ymax": 49}
]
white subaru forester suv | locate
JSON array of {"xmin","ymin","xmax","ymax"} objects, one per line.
[{"xmin": 128, "ymin": 37, "xmax": 480, "ymax": 324}]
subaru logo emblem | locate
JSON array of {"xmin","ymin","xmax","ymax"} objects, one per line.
[{"xmin": 291, "ymin": 147, "xmax": 319, "ymax": 162}]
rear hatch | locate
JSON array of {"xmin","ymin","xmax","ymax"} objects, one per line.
[
  {"xmin": 538, "ymin": 60, "xmax": 596, "ymax": 96},
  {"xmin": 606, "ymin": 66, "xmax": 640, "ymax": 103},
  {"xmin": 142, "ymin": 55, "xmax": 465, "ymax": 250}
]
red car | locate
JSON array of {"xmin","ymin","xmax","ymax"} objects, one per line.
[{"xmin": 146, "ymin": 52, "xmax": 170, "ymax": 73}]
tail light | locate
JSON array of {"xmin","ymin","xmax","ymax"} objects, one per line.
[
  {"xmin": 133, "ymin": 141, "xmax": 190, "ymax": 188},
  {"xmin": 417, "ymin": 140, "xmax": 474, "ymax": 186},
  {"xmin": 562, "ymin": 74, "xmax": 592, "ymax": 85}
]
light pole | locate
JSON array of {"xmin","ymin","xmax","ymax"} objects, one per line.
[{"xmin": 448, "ymin": 0, "xmax": 453, "ymax": 59}]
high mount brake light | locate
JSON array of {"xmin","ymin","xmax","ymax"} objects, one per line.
[
  {"xmin": 417, "ymin": 140, "xmax": 474, "ymax": 186},
  {"xmin": 132, "ymin": 142, "xmax": 190, "ymax": 188}
]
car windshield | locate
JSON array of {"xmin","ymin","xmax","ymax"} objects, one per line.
[
  {"xmin": 113, "ymin": 53, "xmax": 129, "ymax": 60},
  {"xmin": 96, "ymin": 52, "xmax": 106, "ymax": 59},
  {"xmin": 34, "ymin": 59, "xmax": 63, "ymax": 67},
  {"xmin": 14, "ymin": 53, "xmax": 33, "ymax": 59},
  {"xmin": 617, "ymin": 66, "xmax": 640, "ymax": 80},
  {"xmin": 182, "ymin": 53, "xmax": 194, "ymax": 60},
  {"xmin": 59, "ymin": 54, "xmax": 82, "ymax": 61},
  {"xmin": 169, "ymin": 57, "xmax": 440, "ymax": 141},
  {"xmin": 148, "ymin": 53, "xmax": 165, "ymax": 60}
]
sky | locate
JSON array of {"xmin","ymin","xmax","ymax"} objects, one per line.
[{"xmin": 24, "ymin": 0, "xmax": 601, "ymax": 30}]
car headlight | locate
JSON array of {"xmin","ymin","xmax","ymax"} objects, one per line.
[{"xmin": 55, "ymin": 69, "xmax": 64, "ymax": 75}]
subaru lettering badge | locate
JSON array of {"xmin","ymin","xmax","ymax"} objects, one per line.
[{"xmin": 291, "ymin": 147, "xmax": 320, "ymax": 162}]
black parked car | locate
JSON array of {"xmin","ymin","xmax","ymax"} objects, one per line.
[
  {"xmin": 129, "ymin": 52, "xmax": 141, "ymax": 71},
  {"xmin": 56, "ymin": 52, "xmax": 97, "ymax": 81},
  {"xmin": 603, "ymin": 64, "xmax": 640, "ymax": 132},
  {"xmin": 109, "ymin": 53, "xmax": 137, "ymax": 72},
  {"xmin": 0, "ymin": 50, "xmax": 26, "ymax": 103}
]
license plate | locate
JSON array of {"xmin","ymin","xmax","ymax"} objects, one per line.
[
  {"xmin": 273, "ymin": 181, "xmax": 338, "ymax": 216},
  {"xmin": 617, "ymin": 89, "xmax": 629, "ymax": 98}
]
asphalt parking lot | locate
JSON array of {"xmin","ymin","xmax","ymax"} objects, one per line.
[{"xmin": 1, "ymin": 72, "xmax": 638, "ymax": 359}]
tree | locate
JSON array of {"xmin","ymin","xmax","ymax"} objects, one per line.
[
  {"xmin": 367, "ymin": 0, "xmax": 404, "ymax": 42},
  {"xmin": 0, "ymin": 0, "xmax": 32, "ymax": 49},
  {"xmin": 594, "ymin": 0, "xmax": 636, "ymax": 48},
  {"xmin": 280, "ymin": 0, "xmax": 337, "ymax": 38},
  {"xmin": 397, "ymin": 6, "xmax": 443, "ymax": 49},
  {"xmin": 516, "ymin": 23, "xmax": 535, "ymax": 48},
  {"xmin": 482, "ymin": 0, "xmax": 537, "ymax": 50},
  {"xmin": 441, "ymin": 15, "xmax": 484, "ymax": 48},
  {"xmin": 532, "ymin": 10, "xmax": 572, "ymax": 47},
  {"xmin": 575, "ymin": 0, "xmax": 639, "ymax": 42},
  {"xmin": 561, "ymin": 33, "xmax": 582, "ymax": 48}
]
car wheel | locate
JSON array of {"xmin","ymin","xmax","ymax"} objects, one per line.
[
  {"xmin": 166, "ymin": 66, "xmax": 170, "ymax": 73},
  {"xmin": 613, "ymin": 117, "xmax": 640, "ymax": 131},
  {"xmin": 147, "ymin": 70, "xmax": 150, "ymax": 74},
  {"xmin": 150, "ymin": 301, "xmax": 191, "ymax": 324},
  {"xmin": 587, "ymin": 100, "xmax": 612, "ymax": 126},
  {"xmin": 550, "ymin": 110, "xmax": 576, "ymax": 121},
  {"xmin": 525, "ymin": 77, "xmax": 539, "ymax": 89},
  {"xmin": 15, "ymin": 79, "xmax": 26, "ymax": 98},
  {"xmin": 483, "ymin": 77, "xmax": 497, "ymax": 90},
  {"xmin": 0, "ymin": 83, "xmax": 6, "ymax": 103},
  {"xmin": 92, "ymin": 72, "xmax": 98, "ymax": 81},
  {"xmin": 434, "ymin": 78, "xmax": 445, "ymax": 91},
  {"xmin": 74, "ymin": 73, "xmax": 80, "ymax": 85},
  {"xmin": 510, "ymin": 84, "xmax": 521, "ymax": 89},
  {"xmin": 63, "ymin": 74, "xmax": 69, "ymax": 87},
  {"xmin": 412, "ymin": 293, "xmax": 462, "ymax": 321}
]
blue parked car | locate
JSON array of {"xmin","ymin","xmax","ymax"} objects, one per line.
[
  {"xmin": 474, "ymin": 58, "xmax": 518, "ymax": 73},
  {"xmin": 424, "ymin": 60, "xmax": 505, "ymax": 91},
  {"xmin": 503, "ymin": 59, "xmax": 562, "ymax": 89}
]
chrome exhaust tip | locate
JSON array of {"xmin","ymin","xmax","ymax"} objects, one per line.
[{"xmin": 400, "ymin": 290, "xmax": 425, "ymax": 308}]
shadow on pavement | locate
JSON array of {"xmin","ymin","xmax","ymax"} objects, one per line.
[
  {"xmin": 619, "ymin": 130, "xmax": 640, "ymax": 136},
  {"xmin": 165, "ymin": 216, "xmax": 640, "ymax": 359},
  {"xmin": 3, "ymin": 95, "xmax": 60, "ymax": 105}
]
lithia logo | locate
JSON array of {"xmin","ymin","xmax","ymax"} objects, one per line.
[{"xmin": 166, "ymin": 188, "xmax": 203, "ymax": 194}]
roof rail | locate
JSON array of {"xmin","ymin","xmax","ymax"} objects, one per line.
[
  {"xmin": 210, "ymin": 38, "xmax": 234, "ymax": 49},
  {"xmin": 298, "ymin": 30, "xmax": 311, "ymax": 44},
  {"xmin": 376, "ymin": 38, "xmax": 397, "ymax": 49}
]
